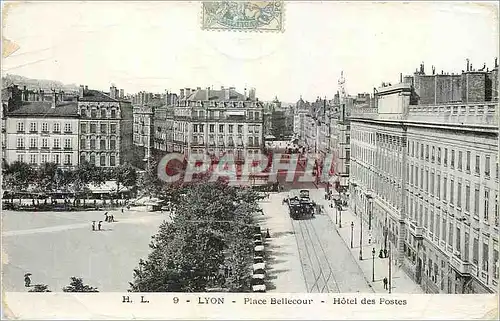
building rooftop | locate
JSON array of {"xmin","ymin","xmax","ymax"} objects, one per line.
[
  {"xmin": 185, "ymin": 89, "xmax": 247, "ymax": 101},
  {"xmin": 6, "ymin": 101, "xmax": 79, "ymax": 117},
  {"xmin": 78, "ymin": 90, "xmax": 118, "ymax": 103}
]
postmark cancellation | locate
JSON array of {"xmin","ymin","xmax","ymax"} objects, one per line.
[{"xmin": 201, "ymin": 1, "xmax": 284, "ymax": 32}]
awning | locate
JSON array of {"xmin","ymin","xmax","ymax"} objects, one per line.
[{"xmin": 226, "ymin": 111, "xmax": 245, "ymax": 116}]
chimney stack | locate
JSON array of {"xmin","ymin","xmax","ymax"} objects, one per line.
[
  {"xmin": 466, "ymin": 58, "xmax": 470, "ymax": 72},
  {"xmin": 51, "ymin": 89, "xmax": 57, "ymax": 108},
  {"xmin": 399, "ymin": 73, "xmax": 402, "ymax": 83},
  {"xmin": 79, "ymin": 85, "xmax": 85, "ymax": 98},
  {"xmin": 180, "ymin": 89, "xmax": 185, "ymax": 99},
  {"xmin": 206, "ymin": 87, "xmax": 210, "ymax": 101}
]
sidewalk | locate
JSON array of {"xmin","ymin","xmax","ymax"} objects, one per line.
[{"xmin": 310, "ymin": 188, "xmax": 424, "ymax": 294}]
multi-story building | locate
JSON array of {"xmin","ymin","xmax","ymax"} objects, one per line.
[
  {"xmin": 77, "ymin": 85, "xmax": 122, "ymax": 167},
  {"xmin": 5, "ymin": 91, "xmax": 79, "ymax": 168},
  {"xmin": 166, "ymin": 86, "xmax": 264, "ymax": 159},
  {"xmin": 293, "ymin": 97, "xmax": 309, "ymax": 142},
  {"xmin": 349, "ymin": 60, "xmax": 499, "ymax": 294}
]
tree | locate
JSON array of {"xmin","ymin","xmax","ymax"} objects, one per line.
[
  {"xmin": 137, "ymin": 158, "xmax": 164, "ymax": 198},
  {"xmin": 62, "ymin": 277, "xmax": 99, "ymax": 292},
  {"xmin": 129, "ymin": 182, "xmax": 259, "ymax": 292},
  {"xmin": 112, "ymin": 163, "xmax": 137, "ymax": 200},
  {"xmin": 71, "ymin": 162, "xmax": 103, "ymax": 206},
  {"xmin": 3, "ymin": 161, "xmax": 34, "ymax": 203},
  {"xmin": 28, "ymin": 284, "xmax": 51, "ymax": 292}
]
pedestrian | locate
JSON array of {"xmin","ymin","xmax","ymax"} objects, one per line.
[
  {"xmin": 24, "ymin": 274, "xmax": 32, "ymax": 287},
  {"xmin": 383, "ymin": 277, "xmax": 388, "ymax": 290},
  {"xmin": 92, "ymin": 221, "xmax": 96, "ymax": 231},
  {"xmin": 98, "ymin": 221, "xmax": 102, "ymax": 231},
  {"xmin": 104, "ymin": 212, "xmax": 109, "ymax": 222},
  {"xmin": 379, "ymin": 249, "xmax": 384, "ymax": 258},
  {"xmin": 384, "ymin": 249, "xmax": 388, "ymax": 258},
  {"xmin": 121, "ymin": 208, "xmax": 124, "ymax": 214}
]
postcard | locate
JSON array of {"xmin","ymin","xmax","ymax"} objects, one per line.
[{"xmin": 1, "ymin": 1, "xmax": 499, "ymax": 320}]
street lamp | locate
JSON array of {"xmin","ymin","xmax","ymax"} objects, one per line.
[
  {"xmin": 372, "ymin": 247, "xmax": 376, "ymax": 282},
  {"xmin": 350, "ymin": 222, "xmax": 354, "ymax": 248}
]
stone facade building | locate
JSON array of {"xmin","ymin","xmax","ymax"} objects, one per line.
[{"xmin": 349, "ymin": 61, "xmax": 499, "ymax": 294}]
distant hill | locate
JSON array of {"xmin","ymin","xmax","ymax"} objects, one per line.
[{"xmin": 2, "ymin": 74, "xmax": 79, "ymax": 92}]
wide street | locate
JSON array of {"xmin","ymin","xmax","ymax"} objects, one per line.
[{"xmin": 258, "ymin": 189, "xmax": 372, "ymax": 293}]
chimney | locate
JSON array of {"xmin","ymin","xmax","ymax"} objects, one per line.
[
  {"xmin": 79, "ymin": 85, "xmax": 84, "ymax": 98},
  {"xmin": 191, "ymin": 89, "xmax": 196, "ymax": 95},
  {"xmin": 110, "ymin": 86, "xmax": 116, "ymax": 99},
  {"xmin": 180, "ymin": 89, "xmax": 185, "ymax": 99},
  {"xmin": 206, "ymin": 87, "xmax": 210, "ymax": 101},
  {"xmin": 466, "ymin": 58, "xmax": 470, "ymax": 71},
  {"xmin": 85, "ymin": 85, "xmax": 88, "ymax": 91},
  {"xmin": 244, "ymin": 88, "xmax": 248, "ymax": 100},
  {"xmin": 51, "ymin": 89, "xmax": 57, "ymax": 108},
  {"xmin": 185, "ymin": 88, "xmax": 191, "ymax": 98},
  {"xmin": 399, "ymin": 73, "xmax": 402, "ymax": 83},
  {"xmin": 432, "ymin": 66, "xmax": 435, "ymax": 75}
]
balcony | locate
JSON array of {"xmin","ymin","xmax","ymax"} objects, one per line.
[
  {"xmin": 64, "ymin": 147, "xmax": 73, "ymax": 151},
  {"xmin": 29, "ymin": 146, "xmax": 38, "ymax": 150},
  {"xmin": 53, "ymin": 147, "xmax": 61, "ymax": 150},
  {"xmin": 16, "ymin": 146, "xmax": 25, "ymax": 150},
  {"xmin": 41, "ymin": 146, "xmax": 50, "ymax": 150},
  {"xmin": 450, "ymin": 256, "xmax": 472, "ymax": 276}
]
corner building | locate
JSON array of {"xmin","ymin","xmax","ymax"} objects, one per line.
[{"xmin": 350, "ymin": 62, "xmax": 499, "ymax": 294}]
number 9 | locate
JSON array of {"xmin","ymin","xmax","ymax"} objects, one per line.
[{"xmin": 173, "ymin": 297, "xmax": 179, "ymax": 304}]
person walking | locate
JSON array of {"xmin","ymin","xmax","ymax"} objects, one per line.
[
  {"xmin": 104, "ymin": 212, "xmax": 109, "ymax": 222},
  {"xmin": 98, "ymin": 221, "xmax": 103, "ymax": 231},
  {"xmin": 92, "ymin": 221, "xmax": 96, "ymax": 231},
  {"xmin": 24, "ymin": 273, "xmax": 32, "ymax": 287},
  {"xmin": 383, "ymin": 277, "xmax": 388, "ymax": 290}
]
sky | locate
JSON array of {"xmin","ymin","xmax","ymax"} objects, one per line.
[{"xmin": 2, "ymin": 1, "xmax": 499, "ymax": 102}]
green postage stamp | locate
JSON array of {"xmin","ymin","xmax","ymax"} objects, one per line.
[{"xmin": 201, "ymin": 1, "xmax": 284, "ymax": 32}]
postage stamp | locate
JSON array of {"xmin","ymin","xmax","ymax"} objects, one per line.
[{"xmin": 201, "ymin": 1, "xmax": 284, "ymax": 32}]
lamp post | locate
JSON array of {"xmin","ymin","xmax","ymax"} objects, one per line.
[
  {"xmin": 372, "ymin": 247, "xmax": 376, "ymax": 282},
  {"xmin": 350, "ymin": 222, "xmax": 354, "ymax": 248}
]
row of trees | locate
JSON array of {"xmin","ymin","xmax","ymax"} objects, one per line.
[
  {"xmin": 29, "ymin": 277, "xmax": 99, "ymax": 292},
  {"xmin": 2, "ymin": 161, "xmax": 138, "ymax": 203},
  {"xmin": 128, "ymin": 180, "xmax": 265, "ymax": 292}
]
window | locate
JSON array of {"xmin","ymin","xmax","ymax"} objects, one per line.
[
  {"xmin": 451, "ymin": 150, "xmax": 455, "ymax": 168},
  {"xmin": 420, "ymin": 168, "xmax": 424, "ymax": 189},
  {"xmin": 475, "ymin": 155, "xmax": 480, "ymax": 175},
  {"xmin": 436, "ymin": 213, "xmax": 441, "ymax": 239},
  {"xmin": 430, "ymin": 172, "xmax": 435, "ymax": 195},
  {"xmin": 437, "ymin": 174, "xmax": 441, "ymax": 199},
  {"xmin": 64, "ymin": 138, "xmax": 71, "ymax": 149},
  {"xmin": 29, "ymin": 154, "xmax": 37, "ymax": 164},
  {"xmin": 426, "ymin": 170, "xmax": 429, "ymax": 192},
  {"xmin": 111, "ymin": 110, "xmax": 116, "ymax": 118},
  {"xmin": 41, "ymin": 154, "xmax": 48, "ymax": 164},
  {"xmin": 91, "ymin": 109, "xmax": 97, "ymax": 118},
  {"xmin": 465, "ymin": 184, "xmax": 471, "ymax": 212},
  {"xmin": 495, "ymin": 193, "xmax": 499, "ymax": 226},
  {"xmin": 30, "ymin": 122, "xmax": 37, "ymax": 132},
  {"xmin": 450, "ymin": 179, "xmax": 454, "ymax": 205},
  {"xmin": 442, "ymin": 217, "xmax": 447, "ymax": 241},
  {"xmin": 444, "ymin": 148, "xmax": 448, "ymax": 166},
  {"xmin": 64, "ymin": 123, "xmax": 72, "ymax": 133},
  {"xmin": 426, "ymin": 145, "xmax": 429, "ymax": 161},
  {"xmin": 53, "ymin": 123, "xmax": 60, "ymax": 133},
  {"xmin": 219, "ymin": 124, "xmax": 224, "ymax": 132},
  {"xmin": 483, "ymin": 242, "xmax": 489, "ymax": 271},
  {"xmin": 493, "ymin": 247, "xmax": 499, "ymax": 279},
  {"xmin": 424, "ymin": 207, "xmax": 428, "ymax": 228},
  {"xmin": 53, "ymin": 154, "xmax": 60, "ymax": 164},
  {"xmin": 430, "ymin": 210, "xmax": 435, "ymax": 234},
  {"xmin": 81, "ymin": 123, "xmax": 87, "ymax": 133},
  {"xmin": 17, "ymin": 154, "xmax": 24, "ymax": 163},
  {"xmin": 110, "ymin": 140, "xmax": 116, "ymax": 150},
  {"xmin": 90, "ymin": 154, "xmax": 96, "ymax": 165},
  {"xmin": 17, "ymin": 122, "xmax": 24, "ymax": 132},
  {"xmin": 29, "ymin": 137, "xmax": 37, "ymax": 149},
  {"xmin": 101, "ymin": 109, "xmax": 106, "ymax": 118},
  {"xmin": 474, "ymin": 186, "xmax": 480, "ymax": 216},
  {"xmin": 90, "ymin": 123, "xmax": 96, "ymax": 134},
  {"xmin": 458, "ymin": 151, "xmax": 463, "ymax": 170},
  {"xmin": 42, "ymin": 122, "xmax": 48, "ymax": 132},
  {"xmin": 80, "ymin": 154, "xmax": 86, "ymax": 164},
  {"xmin": 53, "ymin": 138, "xmax": 60, "ymax": 149},
  {"xmin": 41, "ymin": 138, "xmax": 48, "ymax": 149},
  {"xmin": 485, "ymin": 156, "xmax": 490, "ymax": 177},
  {"xmin": 415, "ymin": 166, "xmax": 418, "ymax": 186},
  {"xmin": 110, "ymin": 124, "xmax": 117, "ymax": 134},
  {"xmin": 255, "ymin": 112, "xmax": 260, "ymax": 120},
  {"xmin": 466, "ymin": 151, "xmax": 471, "ymax": 171},
  {"xmin": 90, "ymin": 139, "xmax": 96, "ymax": 149},
  {"xmin": 432, "ymin": 146, "xmax": 435, "ymax": 162},
  {"xmin": 81, "ymin": 109, "xmax": 87, "ymax": 117},
  {"xmin": 443, "ymin": 177, "xmax": 447, "ymax": 201},
  {"xmin": 193, "ymin": 124, "xmax": 198, "ymax": 133},
  {"xmin": 420, "ymin": 144, "xmax": 424, "ymax": 159},
  {"xmin": 100, "ymin": 154, "xmax": 106, "ymax": 166},
  {"xmin": 238, "ymin": 125, "xmax": 243, "ymax": 134},
  {"xmin": 412, "ymin": 142, "xmax": 415, "ymax": 157},
  {"xmin": 457, "ymin": 182, "xmax": 462, "ymax": 208},
  {"xmin": 437, "ymin": 147, "xmax": 441, "ymax": 164},
  {"xmin": 80, "ymin": 138, "xmax": 86, "ymax": 149},
  {"xmin": 484, "ymin": 189, "xmax": 490, "ymax": 220},
  {"xmin": 209, "ymin": 124, "xmax": 214, "ymax": 133},
  {"xmin": 100, "ymin": 139, "xmax": 106, "ymax": 150},
  {"xmin": 110, "ymin": 155, "xmax": 116, "ymax": 166},
  {"xmin": 64, "ymin": 154, "xmax": 72, "ymax": 165},
  {"xmin": 448, "ymin": 224, "xmax": 453, "ymax": 248},
  {"xmin": 464, "ymin": 231, "xmax": 470, "ymax": 262},
  {"xmin": 100, "ymin": 124, "xmax": 107, "ymax": 134},
  {"xmin": 229, "ymin": 125, "xmax": 234, "ymax": 133}
]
